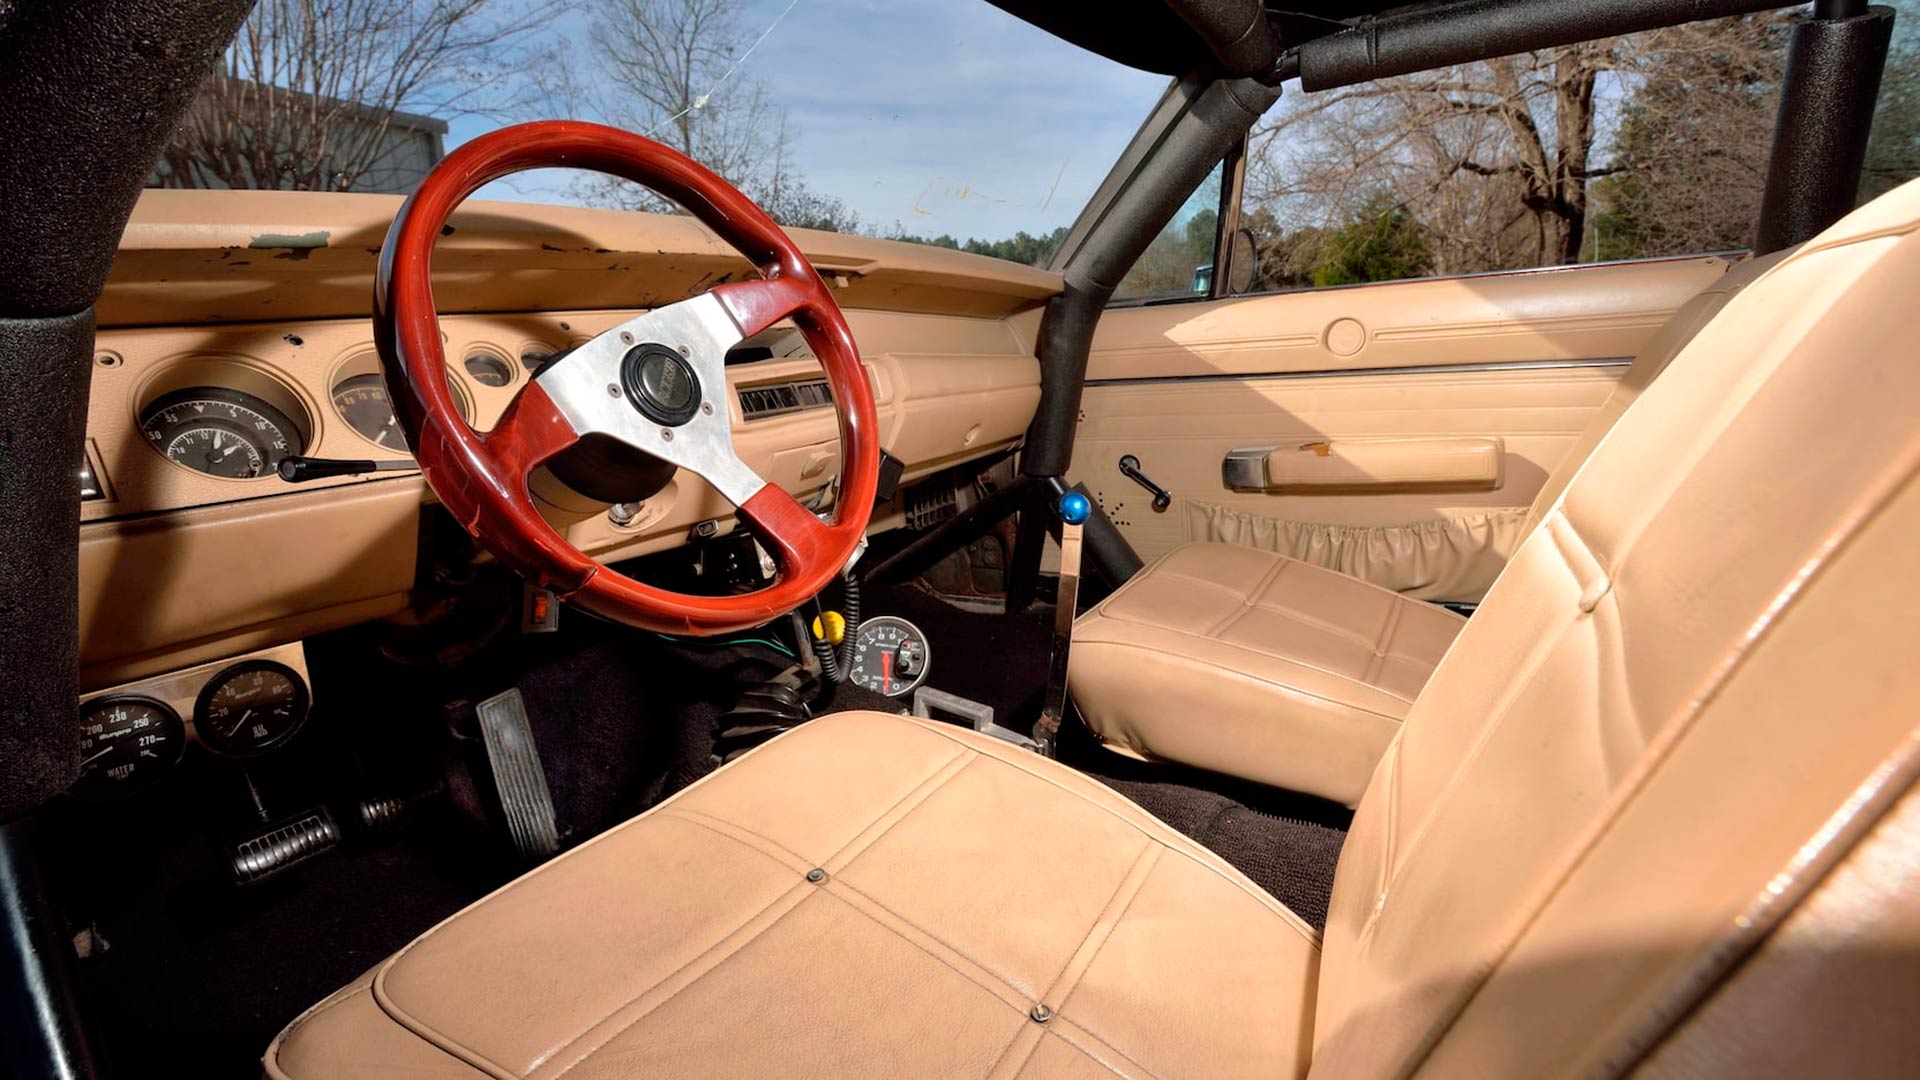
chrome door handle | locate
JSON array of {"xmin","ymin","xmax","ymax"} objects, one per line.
[{"xmin": 1118, "ymin": 455, "xmax": 1172, "ymax": 512}]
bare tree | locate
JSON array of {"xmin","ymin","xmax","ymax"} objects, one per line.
[
  {"xmin": 559, "ymin": 0, "xmax": 861, "ymax": 232},
  {"xmin": 156, "ymin": 0, "xmax": 554, "ymax": 192},
  {"xmin": 1243, "ymin": 13, "xmax": 1792, "ymax": 279}
]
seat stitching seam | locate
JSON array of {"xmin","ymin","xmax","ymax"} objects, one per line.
[
  {"xmin": 820, "ymin": 876, "xmax": 1034, "ymax": 1009},
  {"xmin": 1048, "ymin": 1015, "xmax": 1166, "ymax": 1080},
  {"xmin": 1364, "ymin": 599, "xmax": 1403, "ymax": 686},
  {"xmin": 1199, "ymin": 556, "xmax": 1289, "ymax": 639},
  {"xmin": 275, "ymin": 985, "xmax": 488, "ymax": 1080},
  {"xmin": 896, "ymin": 717, "xmax": 1323, "ymax": 944},
  {"xmin": 653, "ymin": 810, "xmax": 811, "ymax": 872},
  {"xmin": 1078, "ymin": 637, "xmax": 1414, "ymax": 715},
  {"xmin": 660, "ymin": 806, "xmax": 812, "ymax": 869},
  {"xmin": 1246, "ymin": 599, "xmax": 1390, "ymax": 651},
  {"xmin": 532, "ymin": 883, "xmax": 813, "ymax": 1078},
  {"xmin": 984, "ymin": 843, "xmax": 1160, "ymax": 1079},
  {"xmin": 1049, "ymin": 847, "xmax": 1164, "ymax": 1076},
  {"xmin": 816, "ymin": 885, "xmax": 1032, "ymax": 1012},
  {"xmin": 549, "ymin": 747, "xmax": 977, "ymax": 1077}
]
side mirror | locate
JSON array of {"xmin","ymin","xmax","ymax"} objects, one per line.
[{"xmin": 1227, "ymin": 227, "xmax": 1259, "ymax": 294}]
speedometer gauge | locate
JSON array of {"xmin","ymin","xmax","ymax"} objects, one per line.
[
  {"xmin": 71, "ymin": 696, "xmax": 187, "ymax": 799},
  {"xmin": 846, "ymin": 615, "xmax": 931, "ymax": 698},
  {"xmin": 139, "ymin": 386, "xmax": 304, "ymax": 478}
]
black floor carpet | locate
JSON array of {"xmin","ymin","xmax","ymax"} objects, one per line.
[{"xmin": 1059, "ymin": 726, "xmax": 1351, "ymax": 930}]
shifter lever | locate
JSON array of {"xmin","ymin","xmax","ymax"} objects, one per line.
[{"xmin": 1033, "ymin": 491, "xmax": 1089, "ymax": 758}]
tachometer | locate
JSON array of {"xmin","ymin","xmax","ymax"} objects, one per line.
[
  {"xmin": 846, "ymin": 615, "xmax": 931, "ymax": 698},
  {"xmin": 72, "ymin": 696, "xmax": 187, "ymax": 798},
  {"xmin": 139, "ymin": 387, "xmax": 304, "ymax": 478}
]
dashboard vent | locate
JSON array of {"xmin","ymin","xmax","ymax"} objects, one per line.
[{"xmin": 739, "ymin": 377, "xmax": 833, "ymax": 420}]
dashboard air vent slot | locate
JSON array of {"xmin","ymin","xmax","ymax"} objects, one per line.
[{"xmin": 739, "ymin": 377, "xmax": 833, "ymax": 420}]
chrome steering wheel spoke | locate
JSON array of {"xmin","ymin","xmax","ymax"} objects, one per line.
[{"xmin": 532, "ymin": 292, "xmax": 767, "ymax": 506}]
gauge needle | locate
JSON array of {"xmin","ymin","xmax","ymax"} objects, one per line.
[
  {"xmin": 78, "ymin": 747, "xmax": 114, "ymax": 768},
  {"xmin": 225, "ymin": 708, "xmax": 254, "ymax": 735},
  {"xmin": 881, "ymin": 650, "xmax": 892, "ymax": 695}
]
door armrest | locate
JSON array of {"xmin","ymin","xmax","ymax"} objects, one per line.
[{"xmin": 1223, "ymin": 436, "xmax": 1505, "ymax": 493}]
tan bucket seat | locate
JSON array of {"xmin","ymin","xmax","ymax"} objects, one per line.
[
  {"xmin": 1071, "ymin": 248, "xmax": 1788, "ymax": 805},
  {"xmin": 271, "ymin": 184, "xmax": 1920, "ymax": 1077}
]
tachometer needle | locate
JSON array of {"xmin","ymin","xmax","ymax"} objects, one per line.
[{"xmin": 881, "ymin": 650, "xmax": 892, "ymax": 696}]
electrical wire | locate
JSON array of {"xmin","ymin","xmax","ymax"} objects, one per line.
[{"xmin": 653, "ymin": 632, "xmax": 796, "ymax": 659}]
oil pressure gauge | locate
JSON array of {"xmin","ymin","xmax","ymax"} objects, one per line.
[
  {"xmin": 846, "ymin": 615, "xmax": 931, "ymax": 698},
  {"xmin": 194, "ymin": 660, "xmax": 311, "ymax": 756}
]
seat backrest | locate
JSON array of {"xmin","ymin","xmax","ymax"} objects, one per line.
[
  {"xmin": 1517, "ymin": 247, "xmax": 1792, "ymax": 539},
  {"xmin": 1311, "ymin": 180, "xmax": 1920, "ymax": 1078}
]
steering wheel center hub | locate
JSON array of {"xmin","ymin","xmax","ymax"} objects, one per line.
[{"xmin": 621, "ymin": 343, "xmax": 701, "ymax": 425}]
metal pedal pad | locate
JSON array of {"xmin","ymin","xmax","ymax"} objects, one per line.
[
  {"xmin": 476, "ymin": 689, "xmax": 560, "ymax": 860},
  {"xmin": 229, "ymin": 808, "xmax": 340, "ymax": 885}
]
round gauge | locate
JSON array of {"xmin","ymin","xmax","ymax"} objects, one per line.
[
  {"xmin": 520, "ymin": 345, "xmax": 556, "ymax": 373},
  {"xmin": 193, "ymin": 660, "xmax": 311, "ymax": 756},
  {"xmin": 139, "ymin": 386, "xmax": 304, "ymax": 478},
  {"xmin": 463, "ymin": 349, "xmax": 514, "ymax": 387},
  {"xmin": 72, "ymin": 696, "xmax": 187, "ymax": 799},
  {"xmin": 330, "ymin": 369, "xmax": 472, "ymax": 449},
  {"xmin": 846, "ymin": 615, "xmax": 932, "ymax": 698},
  {"xmin": 331, "ymin": 372, "xmax": 409, "ymax": 451}
]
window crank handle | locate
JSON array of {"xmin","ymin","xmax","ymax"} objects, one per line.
[{"xmin": 1118, "ymin": 455, "xmax": 1172, "ymax": 513}]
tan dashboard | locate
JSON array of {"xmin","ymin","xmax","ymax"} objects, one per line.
[{"xmin": 80, "ymin": 191, "xmax": 1058, "ymax": 690}]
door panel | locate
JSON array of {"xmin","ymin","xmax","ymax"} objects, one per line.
[{"xmin": 1071, "ymin": 256, "xmax": 1729, "ymax": 601}]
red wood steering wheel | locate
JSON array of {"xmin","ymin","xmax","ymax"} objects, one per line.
[{"xmin": 374, "ymin": 121, "xmax": 880, "ymax": 635}]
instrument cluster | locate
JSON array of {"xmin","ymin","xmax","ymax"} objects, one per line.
[{"xmin": 88, "ymin": 319, "xmax": 581, "ymax": 514}]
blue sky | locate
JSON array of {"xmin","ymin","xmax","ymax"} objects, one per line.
[{"xmin": 456, "ymin": 0, "xmax": 1171, "ymax": 242}]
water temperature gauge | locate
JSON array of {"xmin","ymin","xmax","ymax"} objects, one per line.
[
  {"xmin": 846, "ymin": 615, "xmax": 931, "ymax": 698},
  {"xmin": 71, "ymin": 696, "xmax": 187, "ymax": 799}
]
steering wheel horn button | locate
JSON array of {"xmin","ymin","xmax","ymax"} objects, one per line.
[{"xmin": 621, "ymin": 343, "xmax": 702, "ymax": 425}]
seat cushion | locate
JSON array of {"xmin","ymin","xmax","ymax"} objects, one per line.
[
  {"xmin": 1071, "ymin": 543, "xmax": 1466, "ymax": 805},
  {"xmin": 267, "ymin": 711, "xmax": 1321, "ymax": 1079}
]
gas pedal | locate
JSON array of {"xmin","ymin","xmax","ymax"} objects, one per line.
[{"xmin": 476, "ymin": 689, "xmax": 560, "ymax": 860}]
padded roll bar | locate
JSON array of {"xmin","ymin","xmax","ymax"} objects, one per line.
[
  {"xmin": 1753, "ymin": 3, "xmax": 1896, "ymax": 254},
  {"xmin": 1292, "ymin": 0, "xmax": 1799, "ymax": 91}
]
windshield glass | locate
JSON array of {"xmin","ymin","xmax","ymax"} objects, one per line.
[{"xmin": 149, "ymin": 0, "xmax": 1170, "ymax": 266}]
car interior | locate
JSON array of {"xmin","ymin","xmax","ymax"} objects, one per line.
[{"xmin": 1, "ymin": 0, "xmax": 1917, "ymax": 1077}]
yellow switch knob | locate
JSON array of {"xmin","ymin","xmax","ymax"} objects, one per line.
[{"xmin": 812, "ymin": 611, "xmax": 847, "ymax": 644}]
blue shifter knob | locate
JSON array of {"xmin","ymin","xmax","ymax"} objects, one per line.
[{"xmin": 1057, "ymin": 491, "xmax": 1091, "ymax": 526}]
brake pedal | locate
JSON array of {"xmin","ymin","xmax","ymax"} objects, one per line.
[
  {"xmin": 229, "ymin": 808, "xmax": 341, "ymax": 885},
  {"xmin": 476, "ymin": 689, "xmax": 561, "ymax": 860}
]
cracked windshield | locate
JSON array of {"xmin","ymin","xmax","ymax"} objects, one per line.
[{"xmin": 153, "ymin": 0, "xmax": 1920, "ymax": 295}]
